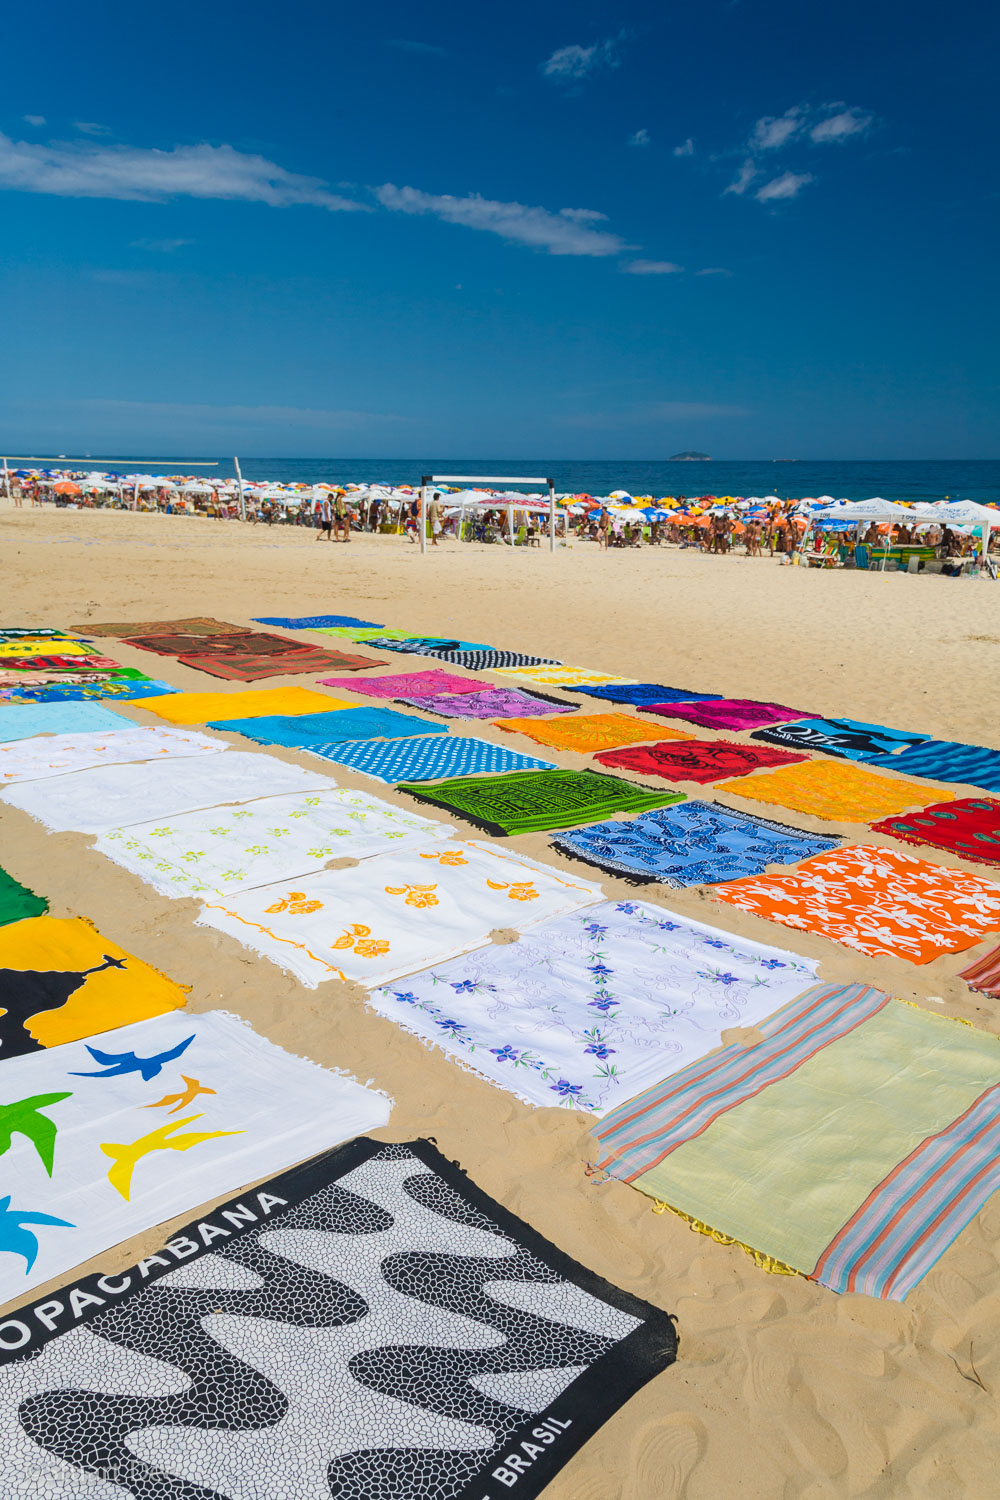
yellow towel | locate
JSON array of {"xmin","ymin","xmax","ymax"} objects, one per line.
[{"xmin": 139, "ymin": 686, "xmax": 353, "ymax": 725}]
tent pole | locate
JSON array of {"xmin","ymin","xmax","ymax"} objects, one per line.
[
  {"xmin": 548, "ymin": 478, "xmax": 555, "ymax": 552},
  {"xmin": 419, "ymin": 476, "xmax": 429, "ymax": 555},
  {"xmin": 234, "ymin": 456, "xmax": 246, "ymax": 521}
]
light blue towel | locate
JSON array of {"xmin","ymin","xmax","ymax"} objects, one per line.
[
  {"xmin": 302, "ymin": 735, "xmax": 557, "ymax": 784},
  {"xmin": 207, "ymin": 707, "xmax": 449, "ymax": 747},
  {"xmin": 252, "ymin": 614, "xmax": 382, "ymax": 629},
  {"xmin": 0, "ymin": 702, "xmax": 129, "ymax": 741}
]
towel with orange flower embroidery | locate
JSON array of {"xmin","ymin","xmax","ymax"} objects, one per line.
[{"xmin": 196, "ymin": 840, "xmax": 604, "ymax": 987}]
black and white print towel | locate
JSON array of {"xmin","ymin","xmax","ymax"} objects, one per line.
[{"xmin": 0, "ymin": 1139, "xmax": 677, "ymax": 1500}]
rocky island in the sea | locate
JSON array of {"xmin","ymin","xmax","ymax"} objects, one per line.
[{"xmin": 668, "ymin": 451, "xmax": 710, "ymax": 460}]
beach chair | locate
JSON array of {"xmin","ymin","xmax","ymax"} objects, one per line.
[{"xmin": 854, "ymin": 544, "xmax": 871, "ymax": 570}]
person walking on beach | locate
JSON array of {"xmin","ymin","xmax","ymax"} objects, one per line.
[
  {"xmin": 428, "ymin": 491, "xmax": 443, "ymax": 546},
  {"xmin": 333, "ymin": 489, "xmax": 350, "ymax": 543},
  {"xmin": 316, "ymin": 495, "xmax": 333, "ymax": 542}
]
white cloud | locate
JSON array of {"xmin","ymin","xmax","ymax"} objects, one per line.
[
  {"xmin": 622, "ymin": 259, "xmax": 684, "ymax": 275},
  {"xmin": 673, "ymin": 138, "xmax": 694, "ymax": 157},
  {"xmin": 810, "ymin": 106, "xmax": 873, "ymax": 143},
  {"xmin": 374, "ymin": 183, "xmax": 629, "ymax": 256},
  {"xmin": 724, "ymin": 158, "xmax": 758, "ymax": 196},
  {"xmin": 22, "ymin": 115, "xmax": 45, "ymax": 127},
  {"xmin": 130, "ymin": 237, "xmax": 193, "ymax": 251},
  {"xmin": 696, "ymin": 266, "xmax": 733, "ymax": 276},
  {"xmin": 628, "ymin": 128, "xmax": 650, "ymax": 147},
  {"xmin": 0, "ymin": 132, "xmax": 365, "ymax": 210},
  {"xmin": 388, "ymin": 38, "xmax": 449, "ymax": 57},
  {"xmin": 756, "ymin": 170, "xmax": 813, "ymax": 202},
  {"xmin": 750, "ymin": 107, "xmax": 804, "ymax": 151},
  {"xmin": 541, "ymin": 34, "xmax": 624, "ymax": 80},
  {"xmin": 73, "ymin": 121, "xmax": 112, "ymax": 137}
]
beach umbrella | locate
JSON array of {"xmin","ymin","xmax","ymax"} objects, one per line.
[{"xmin": 52, "ymin": 481, "xmax": 81, "ymax": 495}]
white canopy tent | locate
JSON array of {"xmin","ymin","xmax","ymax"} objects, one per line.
[{"xmin": 420, "ymin": 473, "xmax": 559, "ymax": 554}]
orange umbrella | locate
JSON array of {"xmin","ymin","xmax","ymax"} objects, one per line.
[{"xmin": 53, "ymin": 481, "xmax": 81, "ymax": 495}]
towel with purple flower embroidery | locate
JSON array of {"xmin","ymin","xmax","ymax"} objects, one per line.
[{"xmin": 369, "ymin": 901, "xmax": 819, "ymax": 1115}]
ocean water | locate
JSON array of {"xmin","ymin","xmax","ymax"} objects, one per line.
[{"xmin": 31, "ymin": 458, "xmax": 1000, "ymax": 505}]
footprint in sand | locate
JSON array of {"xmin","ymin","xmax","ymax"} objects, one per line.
[{"xmin": 627, "ymin": 1412, "xmax": 708, "ymax": 1497}]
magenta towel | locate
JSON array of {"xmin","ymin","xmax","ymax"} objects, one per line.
[
  {"xmin": 318, "ymin": 669, "xmax": 492, "ymax": 699},
  {"xmin": 646, "ymin": 698, "xmax": 814, "ymax": 731}
]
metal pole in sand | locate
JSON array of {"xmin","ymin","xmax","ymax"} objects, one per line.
[
  {"xmin": 420, "ymin": 476, "xmax": 429, "ymax": 555},
  {"xmin": 234, "ymin": 456, "xmax": 246, "ymax": 521},
  {"xmin": 548, "ymin": 478, "xmax": 555, "ymax": 552},
  {"xmin": 1, "ymin": 457, "xmax": 8, "ymax": 499}
]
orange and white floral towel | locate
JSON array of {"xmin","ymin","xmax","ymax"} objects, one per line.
[
  {"xmin": 492, "ymin": 712, "xmax": 690, "ymax": 754},
  {"xmin": 720, "ymin": 757, "xmax": 953, "ymax": 825},
  {"xmin": 196, "ymin": 840, "xmax": 604, "ymax": 987},
  {"xmin": 713, "ymin": 844, "xmax": 1000, "ymax": 963}
]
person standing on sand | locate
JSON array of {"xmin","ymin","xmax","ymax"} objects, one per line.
[
  {"xmin": 316, "ymin": 495, "xmax": 333, "ymax": 542},
  {"xmin": 428, "ymin": 491, "xmax": 443, "ymax": 546},
  {"xmin": 333, "ymin": 489, "xmax": 350, "ymax": 543}
]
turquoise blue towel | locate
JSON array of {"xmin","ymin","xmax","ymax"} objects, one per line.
[{"xmin": 207, "ymin": 706, "xmax": 448, "ymax": 746}]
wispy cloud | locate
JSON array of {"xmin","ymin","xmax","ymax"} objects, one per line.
[
  {"xmin": 628, "ymin": 128, "xmax": 650, "ymax": 147},
  {"xmin": 0, "ymin": 132, "xmax": 366, "ymax": 209},
  {"xmin": 130, "ymin": 237, "xmax": 193, "ymax": 252},
  {"xmin": 724, "ymin": 159, "xmax": 757, "ymax": 195},
  {"xmin": 387, "ymin": 38, "xmax": 449, "ymax": 57},
  {"xmin": 22, "ymin": 115, "xmax": 45, "ymax": 127},
  {"xmin": 564, "ymin": 399, "xmax": 744, "ymax": 428},
  {"xmin": 374, "ymin": 184, "xmax": 629, "ymax": 256},
  {"xmin": 622, "ymin": 259, "xmax": 683, "ymax": 275},
  {"xmin": 73, "ymin": 121, "xmax": 112, "ymax": 137},
  {"xmin": 541, "ymin": 33, "xmax": 626, "ymax": 81},
  {"xmin": 673, "ymin": 138, "xmax": 695, "ymax": 157},
  {"xmin": 696, "ymin": 266, "xmax": 733, "ymax": 276},
  {"xmin": 756, "ymin": 170, "xmax": 813, "ymax": 202},
  {"xmin": 810, "ymin": 106, "xmax": 873, "ymax": 143},
  {"xmin": 750, "ymin": 107, "xmax": 803, "ymax": 151}
]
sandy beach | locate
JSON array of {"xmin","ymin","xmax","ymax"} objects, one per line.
[{"xmin": 4, "ymin": 503, "xmax": 1000, "ymax": 1498}]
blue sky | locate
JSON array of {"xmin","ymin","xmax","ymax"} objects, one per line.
[{"xmin": 1, "ymin": 0, "xmax": 996, "ymax": 458}]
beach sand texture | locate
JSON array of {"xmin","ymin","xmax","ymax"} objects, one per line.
[{"xmin": 4, "ymin": 504, "xmax": 1000, "ymax": 1498}]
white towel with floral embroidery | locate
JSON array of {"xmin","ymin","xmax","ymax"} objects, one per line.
[
  {"xmin": 94, "ymin": 788, "xmax": 455, "ymax": 898},
  {"xmin": 196, "ymin": 840, "xmax": 604, "ymax": 987},
  {"xmin": 0, "ymin": 752, "xmax": 333, "ymax": 833},
  {"xmin": 0, "ymin": 727, "xmax": 227, "ymax": 784},
  {"xmin": 371, "ymin": 901, "xmax": 820, "ymax": 1115}
]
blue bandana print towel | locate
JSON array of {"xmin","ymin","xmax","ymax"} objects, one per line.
[
  {"xmin": 304, "ymin": 735, "xmax": 557, "ymax": 783},
  {"xmin": 553, "ymin": 799, "xmax": 840, "ymax": 885},
  {"xmin": 574, "ymin": 683, "xmax": 723, "ymax": 706},
  {"xmin": 207, "ymin": 706, "xmax": 448, "ymax": 747},
  {"xmin": 0, "ymin": 678, "xmax": 179, "ymax": 704},
  {"xmin": 253, "ymin": 614, "xmax": 383, "ymax": 629}
]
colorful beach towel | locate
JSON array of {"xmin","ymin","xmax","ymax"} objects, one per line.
[
  {"xmin": 197, "ymin": 839, "xmax": 603, "ymax": 987},
  {"xmin": 301, "ymin": 735, "xmax": 556, "ymax": 784},
  {"xmin": 497, "ymin": 665, "xmax": 637, "ymax": 688},
  {"xmin": 0, "ymin": 1136, "xmax": 674, "ymax": 1500},
  {"xmin": 0, "ymin": 654, "xmax": 122, "ymax": 673},
  {"xmin": 870, "ymin": 797, "xmax": 1000, "ymax": 867},
  {"xmin": 365, "ymin": 636, "xmax": 494, "ymax": 655},
  {"xmin": 0, "ymin": 703, "xmax": 127, "ymax": 742},
  {"xmin": 400, "ymin": 768, "xmax": 683, "ymax": 836},
  {"xmin": 121, "ymin": 631, "xmax": 291, "ymax": 657},
  {"xmin": 961, "ymin": 943, "xmax": 1000, "ymax": 998},
  {"xmin": 573, "ymin": 682, "xmax": 724, "ymax": 705},
  {"xmin": 254, "ymin": 612, "xmax": 383, "ymax": 628},
  {"xmin": 311, "ymin": 625, "xmax": 418, "ymax": 641},
  {"xmin": 176, "ymin": 646, "xmax": 374, "ymax": 681},
  {"xmin": 867, "ymin": 738, "xmax": 1000, "ymax": 794},
  {"xmin": 0, "ymin": 914, "xmax": 187, "ymax": 1058},
  {"xmin": 0, "ymin": 867, "xmax": 48, "ymax": 928},
  {"xmin": 95, "ymin": 786, "xmax": 453, "ymax": 898},
  {"xmin": 713, "ymin": 844, "xmax": 1000, "ymax": 962},
  {"xmin": 0, "ymin": 676, "xmax": 180, "ymax": 705},
  {"xmin": 76, "ymin": 616, "xmax": 244, "ymax": 637},
  {"xmin": 139, "ymin": 685, "xmax": 346, "ymax": 724},
  {"xmin": 372, "ymin": 901, "xmax": 819, "ymax": 1114},
  {"xmin": 397, "ymin": 686, "xmax": 575, "ymax": 719},
  {"xmin": 320, "ymin": 669, "xmax": 491, "ymax": 698},
  {"xmin": 645, "ymin": 698, "xmax": 814, "ymax": 731},
  {"xmin": 751, "ymin": 717, "xmax": 930, "ymax": 762},
  {"xmin": 0, "ymin": 640, "xmax": 95, "ymax": 659},
  {"xmin": 721, "ymin": 758, "xmax": 951, "ymax": 824},
  {"xmin": 493, "ymin": 712, "xmax": 690, "ymax": 754},
  {"xmin": 595, "ymin": 738, "xmax": 807, "ymax": 784},
  {"xmin": 1, "ymin": 750, "xmax": 332, "ymax": 833},
  {"xmin": 0, "ymin": 727, "xmax": 226, "ymax": 784},
  {"xmin": 208, "ymin": 705, "xmax": 447, "ymax": 747},
  {"xmin": 432, "ymin": 649, "xmax": 566, "ymax": 671},
  {"xmin": 0, "ymin": 1008, "xmax": 390, "ymax": 1303},
  {"xmin": 0, "ymin": 628, "xmax": 78, "ymax": 639},
  {"xmin": 552, "ymin": 801, "xmax": 839, "ymax": 886},
  {"xmin": 593, "ymin": 982, "xmax": 1000, "ymax": 1300}
]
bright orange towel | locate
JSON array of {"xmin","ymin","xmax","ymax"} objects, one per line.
[
  {"xmin": 720, "ymin": 758, "xmax": 952, "ymax": 824},
  {"xmin": 492, "ymin": 712, "xmax": 691, "ymax": 754},
  {"xmin": 138, "ymin": 686, "xmax": 354, "ymax": 725}
]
